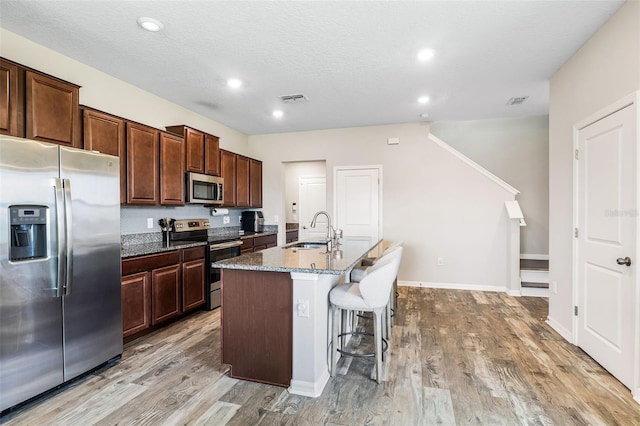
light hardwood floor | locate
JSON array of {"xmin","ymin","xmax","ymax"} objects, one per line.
[{"xmin": 2, "ymin": 287, "xmax": 639, "ymax": 425}]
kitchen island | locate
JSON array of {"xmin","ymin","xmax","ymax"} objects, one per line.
[{"xmin": 213, "ymin": 237, "xmax": 384, "ymax": 397}]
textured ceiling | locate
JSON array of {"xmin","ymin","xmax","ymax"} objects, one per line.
[{"xmin": 0, "ymin": 1, "xmax": 624, "ymax": 135}]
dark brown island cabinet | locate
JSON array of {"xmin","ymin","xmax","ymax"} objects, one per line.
[
  {"xmin": 1, "ymin": 58, "xmax": 80, "ymax": 148},
  {"xmin": 221, "ymin": 269, "xmax": 293, "ymax": 387}
]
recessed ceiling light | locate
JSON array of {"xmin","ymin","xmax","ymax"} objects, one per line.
[
  {"xmin": 420, "ymin": 113, "xmax": 430, "ymax": 118},
  {"xmin": 417, "ymin": 96, "xmax": 430, "ymax": 104},
  {"xmin": 137, "ymin": 17, "xmax": 163, "ymax": 32},
  {"xmin": 227, "ymin": 78, "xmax": 242, "ymax": 89},
  {"xmin": 417, "ymin": 49, "xmax": 435, "ymax": 62},
  {"xmin": 272, "ymin": 110, "xmax": 284, "ymax": 118}
]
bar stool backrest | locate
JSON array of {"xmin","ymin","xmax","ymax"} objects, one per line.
[{"xmin": 359, "ymin": 255, "xmax": 401, "ymax": 308}]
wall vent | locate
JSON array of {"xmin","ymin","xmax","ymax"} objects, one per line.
[
  {"xmin": 280, "ymin": 94, "xmax": 309, "ymax": 103},
  {"xmin": 506, "ymin": 96, "xmax": 528, "ymax": 106}
]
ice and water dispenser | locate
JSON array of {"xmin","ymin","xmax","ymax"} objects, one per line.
[{"xmin": 9, "ymin": 205, "xmax": 47, "ymax": 261}]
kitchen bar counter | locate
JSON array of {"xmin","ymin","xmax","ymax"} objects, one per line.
[
  {"xmin": 216, "ymin": 237, "xmax": 384, "ymax": 398},
  {"xmin": 212, "ymin": 237, "xmax": 383, "ymax": 274}
]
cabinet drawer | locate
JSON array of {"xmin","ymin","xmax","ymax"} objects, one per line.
[
  {"xmin": 254, "ymin": 234, "xmax": 276, "ymax": 248},
  {"xmin": 122, "ymin": 251, "xmax": 180, "ymax": 275},
  {"xmin": 241, "ymin": 238, "xmax": 253, "ymax": 253},
  {"xmin": 182, "ymin": 245, "xmax": 205, "ymax": 262}
]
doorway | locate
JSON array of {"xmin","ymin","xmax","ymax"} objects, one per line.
[
  {"xmin": 283, "ymin": 161, "xmax": 327, "ymax": 240},
  {"xmin": 574, "ymin": 96, "xmax": 637, "ymax": 392}
]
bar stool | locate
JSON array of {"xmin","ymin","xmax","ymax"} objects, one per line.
[
  {"xmin": 350, "ymin": 243, "xmax": 404, "ymax": 337},
  {"xmin": 330, "ymin": 252, "xmax": 402, "ymax": 383}
]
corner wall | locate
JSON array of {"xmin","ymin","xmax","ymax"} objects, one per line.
[
  {"xmin": 249, "ymin": 123, "xmax": 517, "ymax": 288},
  {"xmin": 548, "ymin": 0, "xmax": 640, "ymax": 336}
]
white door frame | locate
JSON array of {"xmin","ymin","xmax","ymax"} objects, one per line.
[
  {"xmin": 299, "ymin": 175, "xmax": 327, "ymax": 240},
  {"xmin": 333, "ymin": 165, "xmax": 383, "ymax": 240},
  {"xmin": 572, "ymin": 91, "xmax": 640, "ymax": 402}
]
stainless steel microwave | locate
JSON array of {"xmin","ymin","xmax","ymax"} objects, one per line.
[{"xmin": 186, "ymin": 172, "xmax": 224, "ymax": 204}]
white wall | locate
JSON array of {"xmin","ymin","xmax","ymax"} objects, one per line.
[
  {"xmin": 548, "ymin": 0, "xmax": 640, "ymax": 337},
  {"xmin": 284, "ymin": 161, "xmax": 327, "ymax": 224},
  {"xmin": 249, "ymin": 123, "xmax": 517, "ymax": 288},
  {"xmin": 431, "ymin": 115, "xmax": 549, "ymax": 256}
]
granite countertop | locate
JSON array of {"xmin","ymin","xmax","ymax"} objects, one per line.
[
  {"xmin": 212, "ymin": 237, "xmax": 384, "ymax": 275},
  {"xmin": 121, "ymin": 231, "xmax": 279, "ymax": 258}
]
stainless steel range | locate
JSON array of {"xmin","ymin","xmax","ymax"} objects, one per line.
[{"xmin": 169, "ymin": 219, "xmax": 242, "ymax": 310}]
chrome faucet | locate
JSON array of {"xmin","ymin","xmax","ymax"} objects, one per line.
[{"xmin": 310, "ymin": 210, "xmax": 334, "ymax": 249}]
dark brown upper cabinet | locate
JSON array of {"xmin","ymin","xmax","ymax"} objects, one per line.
[
  {"xmin": 204, "ymin": 133, "xmax": 220, "ymax": 176},
  {"xmin": 220, "ymin": 149, "xmax": 237, "ymax": 207},
  {"xmin": 249, "ymin": 158, "xmax": 263, "ymax": 208},
  {"xmin": 236, "ymin": 155, "xmax": 250, "ymax": 208},
  {"xmin": 166, "ymin": 125, "xmax": 221, "ymax": 176},
  {"xmin": 0, "ymin": 58, "xmax": 24, "ymax": 137},
  {"xmin": 159, "ymin": 131, "xmax": 185, "ymax": 205},
  {"xmin": 26, "ymin": 70, "xmax": 80, "ymax": 148},
  {"xmin": 82, "ymin": 107, "xmax": 126, "ymax": 204},
  {"xmin": 126, "ymin": 121, "xmax": 159, "ymax": 205}
]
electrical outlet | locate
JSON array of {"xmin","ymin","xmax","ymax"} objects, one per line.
[
  {"xmin": 147, "ymin": 218, "xmax": 154, "ymax": 229},
  {"xmin": 223, "ymin": 216, "xmax": 230, "ymax": 224},
  {"xmin": 437, "ymin": 257, "xmax": 444, "ymax": 266},
  {"xmin": 274, "ymin": 215, "xmax": 279, "ymax": 222},
  {"xmin": 552, "ymin": 281, "xmax": 558, "ymax": 294},
  {"xmin": 297, "ymin": 299, "xmax": 310, "ymax": 317}
]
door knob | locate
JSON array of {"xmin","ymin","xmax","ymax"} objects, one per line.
[
  {"xmin": 302, "ymin": 226, "xmax": 307, "ymax": 229},
  {"xmin": 616, "ymin": 257, "xmax": 632, "ymax": 266}
]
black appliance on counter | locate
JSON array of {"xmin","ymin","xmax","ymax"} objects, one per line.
[
  {"xmin": 241, "ymin": 210, "xmax": 265, "ymax": 233},
  {"xmin": 169, "ymin": 219, "xmax": 242, "ymax": 310}
]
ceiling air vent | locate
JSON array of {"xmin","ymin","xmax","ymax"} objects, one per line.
[
  {"xmin": 280, "ymin": 94, "xmax": 309, "ymax": 103},
  {"xmin": 506, "ymin": 96, "xmax": 528, "ymax": 106}
]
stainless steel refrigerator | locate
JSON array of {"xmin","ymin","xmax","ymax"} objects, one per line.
[{"xmin": 0, "ymin": 135, "xmax": 122, "ymax": 412}]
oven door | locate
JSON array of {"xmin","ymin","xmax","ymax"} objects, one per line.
[{"xmin": 207, "ymin": 241, "xmax": 242, "ymax": 310}]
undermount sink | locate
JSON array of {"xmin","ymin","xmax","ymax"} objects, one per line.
[{"xmin": 284, "ymin": 241, "xmax": 328, "ymax": 250}]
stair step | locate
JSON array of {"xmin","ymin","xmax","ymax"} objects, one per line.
[
  {"xmin": 520, "ymin": 259, "xmax": 549, "ymax": 271},
  {"xmin": 521, "ymin": 282, "xmax": 549, "ymax": 289}
]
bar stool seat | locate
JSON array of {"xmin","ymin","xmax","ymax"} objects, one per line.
[{"xmin": 330, "ymin": 251, "xmax": 402, "ymax": 383}]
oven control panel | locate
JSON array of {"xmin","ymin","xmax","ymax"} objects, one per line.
[{"xmin": 173, "ymin": 218, "xmax": 210, "ymax": 232}]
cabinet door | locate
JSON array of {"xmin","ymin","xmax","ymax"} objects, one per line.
[
  {"xmin": 182, "ymin": 258, "xmax": 206, "ymax": 311},
  {"xmin": 151, "ymin": 264, "xmax": 181, "ymax": 324},
  {"xmin": 204, "ymin": 134, "xmax": 220, "ymax": 176},
  {"xmin": 236, "ymin": 155, "xmax": 250, "ymax": 208},
  {"xmin": 122, "ymin": 271, "xmax": 151, "ymax": 337},
  {"xmin": 241, "ymin": 238, "xmax": 253, "ymax": 254},
  {"xmin": 220, "ymin": 149, "xmax": 237, "ymax": 207},
  {"xmin": 26, "ymin": 70, "xmax": 79, "ymax": 147},
  {"xmin": 82, "ymin": 108, "xmax": 126, "ymax": 204},
  {"xmin": 249, "ymin": 158, "xmax": 262, "ymax": 208},
  {"xmin": 159, "ymin": 131, "xmax": 184, "ymax": 205},
  {"xmin": 0, "ymin": 59, "xmax": 24, "ymax": 137},
  {"xmin": 185, "ymin": 127, "xmax": 205, "ymax": 173},
  {"xmin": 126, "ymin": 122, "xmax": 159, "ymax": 205}
]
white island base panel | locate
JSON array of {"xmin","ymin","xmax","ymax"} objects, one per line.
[{"xmin": 288, "ymin": 272, "xmax": 345, "ymax": 397}]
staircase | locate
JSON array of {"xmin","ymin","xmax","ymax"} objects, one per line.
[{"xmin": 520, "ymin": 258, "xmax": 549, "ymax": 297}]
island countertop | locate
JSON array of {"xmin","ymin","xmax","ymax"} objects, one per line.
[{"xmin": 212, "ymin": 238, "xmax": 384, "ymax": 275}]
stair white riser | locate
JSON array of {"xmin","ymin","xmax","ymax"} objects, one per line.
[{"xmin": 520, "ymin": 269, "xmax": 549, "ymax": 284}]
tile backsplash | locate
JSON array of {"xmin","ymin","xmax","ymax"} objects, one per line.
[{"xmin": 121, "ymin": 205, "xmax": 243, "ymax": 235}]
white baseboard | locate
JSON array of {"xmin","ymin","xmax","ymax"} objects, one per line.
[
  {"xmin": 520, "ymin": 254, "xmax": 549, "ymax": 260},
  {"xmin": 546, "ymin": 316, "xmax": 573, "ymax": 343},
  {"xmin": 507, "ymin": 289, "xmax": 522, "ymax": 297},
  {"xmin": 288, "ymin": 369, "xmax": 330, "ymax": 398},
  {"xmin": 399, "ymin": 280, "xmax": 506, "ymax": 293}
]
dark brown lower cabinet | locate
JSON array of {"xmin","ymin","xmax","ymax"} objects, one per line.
[
  {"xmin": 221, "ymin": 269, "xmax": 292, "ymax": 387},
  {"xmin": 122, "ymin": 249, "xmax": 202, "ymax": 339},
  {"xmin": 151, "ymin": 264, "xmax": 181, "ymax": 324},
  {"xmin": 182, "ymin": 246, "xmax": 206, "ymax": 311},
  {"xmin": 121, "ymin": 271, "xmax": 151, "ymax": 338},
  {"xmin": 285, "ymin": 230, "xmax": 299, "ymax": 243}
]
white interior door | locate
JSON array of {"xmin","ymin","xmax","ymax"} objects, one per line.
[
  {"xmin": 299, "ymin": 176, "xmax": 326, "ymax": 240},
  {"xmin": 576, "ymin": 104, "xmax": 636, "ymax": 390},
  {"xmin": 335, "ymin": 166, "xmax": 381, "ymax": 252}
]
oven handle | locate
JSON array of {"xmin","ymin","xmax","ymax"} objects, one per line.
[{"xmin": 210, "ymin": 240, "xmax": 243, "ymax": 250}]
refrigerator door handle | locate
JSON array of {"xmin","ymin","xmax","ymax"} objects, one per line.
[
  {"xmin": 63, "ymin": 178, "xmax": 73, "ymax": 296},
  {"xmin": 53, "ymin": 178, "xmax": 66, "ymax": 298}
]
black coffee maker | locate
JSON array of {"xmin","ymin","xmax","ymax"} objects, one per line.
[{"xmin": 241, "ymin": 211, "xmax": 264, "ymax": 233}]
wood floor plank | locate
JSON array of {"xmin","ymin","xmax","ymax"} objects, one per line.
[{"xmin": 3, "ymin": 287, "xmax": 640, "ymax": 426}]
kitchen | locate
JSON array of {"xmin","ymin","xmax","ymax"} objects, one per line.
[{"xmin": 2, "ymin": 0, "xmax": 640, "ymax": 424}]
